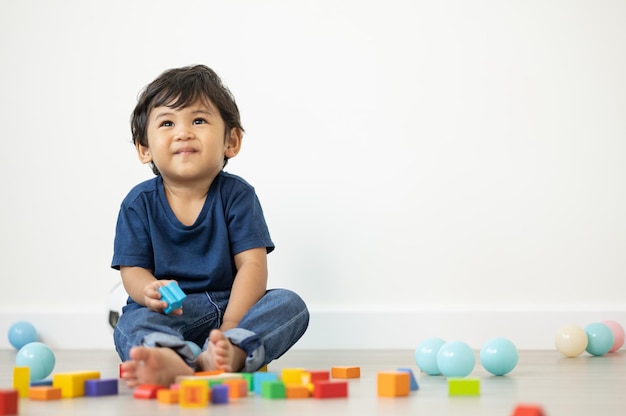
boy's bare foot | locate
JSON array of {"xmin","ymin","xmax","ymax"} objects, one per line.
[
  {"xmin": 196, "ymin": 329, "xmax": 246, "ymax": 373},
  {"xmin": 120, "ymin": 346, "xmax": 194, "ymax": 388}
]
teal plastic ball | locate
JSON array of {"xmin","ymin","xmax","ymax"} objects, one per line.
[
  {"xmin": 436, "ymin": 341, "xmax": 475, "ymax": 377},
  {"xmin": 8, "ymin": 321, "xmax": 38, "ymax": 350},
  {"xmin": 480, "ymin": 337, "xmax": 519, "ymax": 376},
  {"xmin": 16, "ymin": 342, "xmax": 56, "ymax": 381},
  {"xmin": 414, "ymin": 337, "xmax": 446, "ymax": 375},
  {"xmin": 585, "ymin": 322, "xmax": 614, "ymax": 356}
]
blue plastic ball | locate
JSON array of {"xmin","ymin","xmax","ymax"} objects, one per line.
[
  {"xmin": 585, "ymin": 322, "xmax": 614, "ymax": 356},
  {"xmin": 8, "ymin": 321, "xmax": 38, "ymax": 350},
  {"xmin": 480, "ymin": 337, "xmax": 519, "ymax": 376},
  {"xmin": 414, "ymin": 337, "xmax": 446, "ymax": 375},
  {"xmin": 436, "ymin": 341, "xmax": 476, "ymax": 378},
  {"xmin": 185, "ymin": 341, "xmax": 202, "ymax": 359},
  {"xmin": 15, "ymin": 342, "xmax": 56, "ymax": 381}
]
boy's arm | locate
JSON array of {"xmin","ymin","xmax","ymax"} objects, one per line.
[
  {"xmin": 120, "ymin": 266, "xmax": 181, "ymax": 315},
  {"xmin": 220, "ymin": 247, "xmax": 268, "ymax": 331}
]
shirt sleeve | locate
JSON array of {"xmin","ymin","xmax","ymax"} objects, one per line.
[{"xmin": 111, "ymin": 201, "xmax": 155, "ymax": 271}]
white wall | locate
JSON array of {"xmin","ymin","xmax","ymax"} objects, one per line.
[{"xmin": 1, "ymin": 0, "xmax": 625, "ymax": 351}]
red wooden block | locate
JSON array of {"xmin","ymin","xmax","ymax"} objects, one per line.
[
  {"xmin": 306, "ymin": 370, "xmax": 330, "ymax": 383},
  {"xmin": 312, "ymin": 380, "xmax": 348, "ymax": 399},
  {"xmin": 0, "ymin": 389, "xmax": 18, "ymax": 415},
  {"xmin": 133, "ymin": 384, "xmax": 168, "ymax": 399},
  {"xmin": 512, "ymin": 404, "xmax": 545, "ymax": 416}
]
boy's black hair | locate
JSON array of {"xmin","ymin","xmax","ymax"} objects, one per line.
[{"xmin": 131, "ymin": 65, "xmax": 244, "ymax": 175}]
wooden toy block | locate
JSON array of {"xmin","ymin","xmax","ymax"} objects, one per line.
[
  {"xmin": 53, "ymin": 371, "xmax": 101, "ymax": 398},
  {"xmin": 286, "ymin": 384, "xmax": 310, "ymax": 399},
  {"xmin": 28, "ymin": 386, "xmax": 62, "ymax": 401},
  {"xmin": 261, "ymin": 381, "xmax": 286, "ymax": 399},
  {"xmin": 157, "ymin": 388, "xmax": 179, "ymax": 404},
  {"xmin": 241, "ymin": 373, "xmax": 253, "ymax": 391},
  {"xmin": 211, "ymin": 384, "xmax": 230, "ymax": 404},
  {"xmin": 30, "ymin": 379, "xmax": 53, "ymax": 387},
  {"xmin": 281, "ymin": 368, "xmax": 306, "ymax": 384},
  {"xmin": 0, "ymin": 390, "xmax": 18, "ymax": 415},
  {"xmin": 397, "ymin": 368, "xmax": 419, "ymax": 391},
  {"xmin": 13, "ymin": 367, "xmax": 30, "ymax": 398},
  {"xmin": 512, "ymin": 404, "xmax": 545, "ymax": 416},
  {"xmin": 222, "ymin": 379, "xmax": 249, "ymax": 398},
  {"xmin": 258, "ymin": 365, "xmax": 268, "ymax": 372},
  {"xmin": 331, "ymin": 366, "xmax": 361, "ymax": 379},
  {"xmin": 303, "ymin": 370, "xmax": 330, "ymax": 384},
  {"xmin": 377, "ymin": 371, "xmax": 410, "ymax": 397},
  {"xmin": 253, "ymin": 372, "xmax": 278, "ymax": 395},
  {"xmin": 312, "ymin": 380, "xmax": 348, "ymax": 399},
  {"xmin": 448, "ymin": 378, "xmax": 480, "ymax": 396},
  {"xmin": 194, "ymin": 370, "xmax": 224, "ymax": 376},
  {"xmin": 85, "ymin": 379, "xmax": 118, "ymax": 396},
  {"xmin": 175, "ymin": 372, "xmax": 243, "ymax": 385},
  {"xmin": 179, "ymin": 380, "xmax": 209, "ymax": 408},
  {"xmin": 133, "ymin": 384, "xmax": 167, "ymax": 399},
  {"xmin": 158, "ymin": 281, "xmax": 187, "ymax": 314}
]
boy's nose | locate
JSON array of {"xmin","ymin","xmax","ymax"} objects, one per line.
[{"xmin": 175, "ymin": 126, "xmax": 194, "ymax": 140}]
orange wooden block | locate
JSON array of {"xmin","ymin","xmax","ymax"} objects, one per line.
[
  {"xmin": 157, "ymin": 389, "xmax": 179, "ymax": 404},
  {"xmin": 377, "ymin": 372, "xmax": 410, "ymax": 397},
  {"xmin": 29, "ymin": 386, "xmax": 62, "ymax": 401},
  {"xmin": 331, "ymin": 366, "xmax": 361, "ymax": 379},
  {"xmin": 286, "ymin": 384, "xmax": 310, "ymax": 399},
  {"xmin": 133, "ymin": 384, "xmax": 167, "ymax": 399},
  {"xmin": 222, "ymin": 379, "xmax": 249, "ymax": 398},
  {"xmin": 512, "ymin": 404, "xmax": 545, "ymax": 416},
  {"xmin": 194, "ymin": 370, "xmax": 224, "ymax": 376}
]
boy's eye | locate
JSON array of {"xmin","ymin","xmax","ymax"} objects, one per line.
[
  {"xmin": 193, "ymin": 118, "xmax": 207, "ymax": 125},
  {"xmin": 160, "ymin": 120, "xmax": 174, "ymax": 127}
]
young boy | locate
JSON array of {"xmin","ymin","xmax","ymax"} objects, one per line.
[{"xmin": 112, "ymin": 65, "xmax": 309, "ymax": 387}]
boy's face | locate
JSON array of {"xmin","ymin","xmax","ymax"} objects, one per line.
[{"xmin": 138, "ymin": 100, "xmax": 241, "ymax": 183}]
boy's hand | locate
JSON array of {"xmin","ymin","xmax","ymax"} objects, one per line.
[{"xmin": 143, "ymin": 280, "xmax": 183, "ymax": 315}]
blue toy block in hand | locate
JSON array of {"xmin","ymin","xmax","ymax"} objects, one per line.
[{"xmin": 158, "ymin": 282, "xmax": 187, "ymax": 314}]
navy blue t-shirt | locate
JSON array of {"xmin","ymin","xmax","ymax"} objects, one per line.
[{"xmin": 111, "ymin": 171, "xmax": 274, "ymax": 293}]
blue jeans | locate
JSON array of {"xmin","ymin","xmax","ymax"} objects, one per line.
[{"xmin": 114, "ymin": 288, "xmax": 309, "ymax": 372}]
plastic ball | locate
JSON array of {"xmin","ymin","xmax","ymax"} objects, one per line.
[
  {"xmin": 585, "ymin": 322, "xmax": 614, "ymax": 356},
  {"xmin": 414, "ymin": 337, "xmax": 446, "ymax": 375},
  {"xmin": 186, "ymin": 341, "xmax": 202, "ymax": 359},
  {"xmin": 555, "ymin": 324, "xmax": 588, "ymax": 357},
  {"xmin": 480, "ymin": 337, "xmax": 519, "ymax": 376},
  {"xmin": 436, "ymin": 341, "xmax": 475, "ymax": 378},
  {"xmin": 8, "ymin": 321, "xmax": 38, "ymax": 350},
  {"xmin": 15, "ymin": 342, "xmax": 56, "ymax": 381},
  {"xmin": 601, "ymin": 320, "xmax": 625, "ymax": 352}
]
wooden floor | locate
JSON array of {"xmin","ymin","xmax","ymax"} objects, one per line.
[{"xmin": 1, "ymin": 348, "xmax": 624, "ymax": 415}]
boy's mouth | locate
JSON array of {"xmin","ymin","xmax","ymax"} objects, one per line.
[{"xmin": 175, "ymin": 147, "xmax": 197, "ymax": 155}]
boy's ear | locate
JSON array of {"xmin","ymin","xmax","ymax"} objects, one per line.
[
  {"xmin": 136, "ymin": 143, "xmax": 153, "ymax": 164},
  {"xmin": 224, "ymin": 127, "xmax": 243, "ymax": 159}
]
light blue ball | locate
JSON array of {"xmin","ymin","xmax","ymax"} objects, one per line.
[
  {"xmin": 414, "ymin": 337, "xmax": 446, "ymax": 375},
  {"xmin": 15, "ymin": 342, "xmax": 56, "ymax": 381},
  {"xmin": 585, "ymin": 322, "xmax": 614, "ymax": 356},
  {"xmin": 8, "ymin": 321, "xmax": 38, "ymax": 350},
  {"xmin": 480, "ymin": 337, "xmax": 518, "ymax": 376},
  {"xmin": 436, "ymin": 341, "xmax": 475, "ymax": 378},
  {"xmin": 185, "ymin": 341, "xmax": 202, "ymax": 359}
]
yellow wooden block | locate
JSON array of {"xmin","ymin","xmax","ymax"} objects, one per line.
[
  {"xmin": 331, "ymin": 366, "xmax": 361, "ymax": 379},
  {"xmin": 53, "ymin": 371, "xmax": 101, "ymax": 398},
  {"xmin": 179, "ymin": 380, "xmax": 209, "ymax": 408},
  {"xmin": 29, "ymin": 386, "xmax": 62, "ymax": 401},
  {"xmin": 377, "ymin": 372, "xmax": 410, "ymax": 397},
  {"xmin": 281, "ymin": 368, "xmax": 306, "ymax": 385},
  {"xmin": 157, "ymin": 388, "xmax": 179, "ymax": 404},
  {"xmin": 448, "ymin": 378, "xmax": 480, "ymax": 396},
  {"xmin": 12, "ymin": 367, "xmax": 30, "ymax": 398},
  {"xmin": 286, "ymin": 383, "xmax": 310, "ymax": 399}
]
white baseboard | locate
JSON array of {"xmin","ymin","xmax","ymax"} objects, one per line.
[{"xmin": 1, "ymin": 305, "xmax": 624, "ymax": 351}]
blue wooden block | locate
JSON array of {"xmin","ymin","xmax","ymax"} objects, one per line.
[
  {"xmin": 158, "ymin": 282, "xmax": 187, "ymax": 314},
  {"xmin": 397, "ymin": 368, "xmax": 419, "ymax": 391},
  {"xmin": 84, "ymin": 379, "xmax": 118, "ymax": 396},
  {"xmin": 211, "ymin": 384, "xmax": 229, "ymax": 404},
  {"xmin": 252, "ymin": 373, "xmax": 277, "ymax": 395},
  {"xmin": 30, "ymin": 379, "xmax": 53, "ymax": 387}
]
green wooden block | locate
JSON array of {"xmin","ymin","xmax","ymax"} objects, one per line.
[
  {"xmin": 448, "ymin": 378, "xmax": 480, "ymax": 396},
  {"xmin": 241, "ymin": 373, "xmax": 253, "ymax": 391},
  {"xmin": 261, "ymin": 381, "xmax": 286, "ymax": 399}
]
